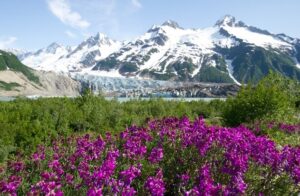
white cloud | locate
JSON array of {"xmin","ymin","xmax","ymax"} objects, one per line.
[
  {"xmin": 0, "ymin": 37, "xmax": 17, "ymax": 49},
  {"xmin": 65, "ymin": 30, "xmax": 77, "ymax": 38},
  {"xmin": 47, "ymin": 0, "xmax": 90, "ymax": 29},
  {"xmin": 131, "ymin": 0, "xmax": 142, "ymax": 8},
  {"xmin": 79, "ymin": 0, "xmax": 120, "ymax": 38}
]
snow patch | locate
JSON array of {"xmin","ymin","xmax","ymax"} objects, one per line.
[
  {"xmin": 79, "ymin": 67, "xmax": 124, "ymax": 78},
  {"xmin": 225, "ymin": 60, "xmax": 241, "ymax": 85},
  {"xmin": 223, "ymin": 26, "xmax": 292, "ymax": 49},
  {"xmin": 293, "ymin": 57, "xmax": 300, "ymax": 69},
  {"xmin": 191, "ymin": 57, "xmax": 203, "ymax": 77}
]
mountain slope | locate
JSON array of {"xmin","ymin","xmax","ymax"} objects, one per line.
[
  {"xmin": 0, "ymin": 50, "xmax": 80, "ymax": 96},
  {"xmin": 0, "ymin": 50, "xmax": 40, "ymax": 84}
]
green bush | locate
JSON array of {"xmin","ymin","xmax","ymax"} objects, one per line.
[{"xmin": 222, "ymin": 72, "xmax": 298, "ymax": 126}]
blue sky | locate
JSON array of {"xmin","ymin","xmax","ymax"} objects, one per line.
[{"xmin": 0, "ymin": 0, "xmax": 299, "ymax": 50}]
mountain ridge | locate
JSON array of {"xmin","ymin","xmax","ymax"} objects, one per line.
[{"xmin": 5, "ymin": 15, "xmax": 300, "ymax": 85}]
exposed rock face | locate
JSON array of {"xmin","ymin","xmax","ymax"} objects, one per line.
[
  {"xmin": 33, "ymin": 71, "xmax": 81, "ymax": 96},
  {"xmin": 0, "ymin": 70, "xmax": 81, "ymax": 97}
]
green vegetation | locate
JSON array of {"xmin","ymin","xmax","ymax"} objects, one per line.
[
  {"xmin": 195, "ymin": 66, "xmax": 234, "ymax": 83},
  {"xmin": 212, "ymin": 54, "xmax": 228, "ymax": 72},
  {"xmin": 0, "ymin": 94, "xmax": 224, "ymax": 161},
  {"xmin": 0, "ymin": 50, "xmax": 40, "ymax": 84},
  {"xmin": 93, "ymin": 57, "xmax": 119, "ymax": 71},
  {"xmin": 139, "ymin": 68, "xmax": 177, "ymax": 81},
  {"xmin": 264, "ymin": 128, "xmax": 300, "ymax": 147},
  {"xmin": 0, "ymin": 81, "xmax": 20, "ymax": 91},
  {"xmin": 119, "ymin": 62, "xmax": 139, "ymax": 73},
  {"xmin": 171, "ymin": 61, "xmax": 195, "ymax": 81},
  {"xmin": 222, "ymin": 72, "xmax": 300, "ymax": 126},
  {"xmin": 191, "ymin": 55, "xmax": 235, "ymax": 83}
]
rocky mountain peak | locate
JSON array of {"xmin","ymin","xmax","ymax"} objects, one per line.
[
  {"xmin": 215, "ymin": 15, "xmax": 246, "ymax": 27},
  {"xmin": 84, "ymin": 32, "xmax": 115, "ymax": 47},
  {"xmin": 161, "ymin": 20, "xmax": 182, "ymax": 29},
  {"xmin": 45, "ymin": 42, "xmax": 63, "ymax": 53}
]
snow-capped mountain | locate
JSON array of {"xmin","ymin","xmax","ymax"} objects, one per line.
[
  {"xmin": 215, "ymin": 15, "xmax": 293, "ymax": 49},
  {"xmin": 10, "ymin": 15, "xmax": 300, "ymax": 85},
  {"xmin": 91, "ymin": 15, "xmax": 300, "ymax": 84},
  {"xmin": 19, "ymin": 33, "xmax": 122, "ymax": 73},
  {"xmin": 61, "ymin": 33, "xmax": 123, "ymax": 72},
  {"xmin": 20, "ymin": 42, "xmax": 72, "ymax": 72}
]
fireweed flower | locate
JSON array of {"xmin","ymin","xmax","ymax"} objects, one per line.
[
  {"xmin": 65, "ymin": 173, "xmax": 74, "ymax": 185},
  {"xmin": 119, "ymin": 165, "xmax": 141, "ymax": 185},
  {"xmin": 180, "ymin": 173, "xmax": 190, "ymax": 185},
  {"xmin": 87, "ymin": 187, "xmax": 103, "ymax": 196},
  {"xmin": 278, "ymin": 123, "xmax": 300, "ymax": 133},
  {"xmin": 148, "ymin": 146, "xmax": 164, "ymax": 164},
  {"xmin": 186, "ymin": 164, "xmax": 221, "ymax": 196},
  {"xmin": 121, "ymin": 126, "xmax": 151, "ymax": 160},
  {"xmin": 9, "ymin": 161, "xmax": 24, "ymax": 173},
  {"xmin": 145, "ymin": 169, "xmax": 165, "ymax": 196},
  {"xmin": 280, "ymin": 146, "xmax": 300, "ymax": 183},
  {"xmin": 30, "ymin": 180, "xmax": 62, "ymax": 195},
  {"xmin": 121, "ymin": 185, "xmax": 136, "ymax": 196},
  {"xmin": 225, "ymin": 173, "xmax": 247, "ymax": 194},
  {"xmin": 48, "ymin": 159, "xmax": 64, "ymax": 177},
  {"xmin": 0, "ymin": 176, "xmax": 22, "ymax": 195},
  {"xmin": 92, "ymin": 149, "xmax": 120, "ymax": 187}
]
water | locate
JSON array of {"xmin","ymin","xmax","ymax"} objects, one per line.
[
  {"xmin": 0, "ymin": 96, "xmax": 225, "ymax": 102},
  {"xmin": 0, "ymin": 96, "xmax": 15, "ymax": 102}
]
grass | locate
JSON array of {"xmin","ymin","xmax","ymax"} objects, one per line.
[{"xmin": 265, "ymin": 129, "xmax": 300, "ymax": 147}]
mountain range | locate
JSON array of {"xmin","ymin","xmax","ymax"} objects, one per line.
[{"xmin": 6, "ymin": 15, "xmax": 300, "ymax": 87}]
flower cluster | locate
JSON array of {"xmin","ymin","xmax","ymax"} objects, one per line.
[
  {"xmin": 267, "ymin": 121, "xmax": 300, "ymax": 134},
  {"xmin": 278, "ymin": 123, "xmax": 300, "ymax": 133},
  {"xmin": 148, "ymin": 146, "xmax": 164, "ymax": 164},
  {"xmin": 0, "ymin": 116, "xmax": 300, "ymax": 195},
  {"xmin": 144, "ymin": 169, "xmax": 165, "ymax": 196}
]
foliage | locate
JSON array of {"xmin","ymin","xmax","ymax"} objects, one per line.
[
  {"xmin": 0, "ymin": 95, "xmax": 224, "ymax": 160},
  {"xmin": 0, "ymin": 117, "xmax": 299, "ymax": 195},
  {"xmin": 222, "ymin": 72, "xmax": 298, "ymax": 126},
  {"xmin": 119, "ymin": 62, "xmax": 138, "ymax": 73},
  {"xmin": 0, "ymin": 81, "xmax": 20, "ymax": 91},
  {"xmin": 93, "ymin": 57, "xmax": 119, "ymax": 71},
  {"xmin": 196, "ymin": 66, "xmax": 234, "ymax": 83}
]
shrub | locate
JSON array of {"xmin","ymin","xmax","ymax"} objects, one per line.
[{"xmin": 222, "ymin": 72, "xmax": 298, "ymax": 126}]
